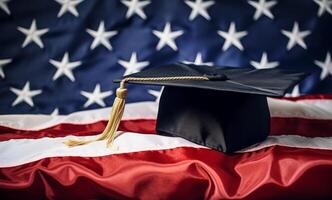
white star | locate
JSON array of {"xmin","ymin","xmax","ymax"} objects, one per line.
[
  {"xmin": 0, "ymin": 58, "xmax": 11, "ymax": 78},
  {"xmin": 315, "ymin": 52, "xmax": 332, "ymax": 80},
  {"xmin": 49, "ymin": 52, "xmax": 82, "ymax": 82},
  {"xmin": 121, "ymin": 0, "xmax": 150, "ymax": 19},
  {"xmin": 86, "ymin": 21, "xmax": 118, "ymax": 50},
  {"xmin": 152, "ymin": 22, "xmax": 184, "ymax": 51},
  {"xmin": 54, "ymin": 0, "xmax": 83, "ymax": 18},
  {"xmin": 183, "ymin": 53, "xmax": 213, "ymax": 66},
  {"xmin": 250, "ymin": 52, "xmax": 279, "ymax": 69},
  {"xmin": 17, "ymin": 19, "xmax": 49, "ymax": 48},
  {"xmin": 118, "ymin": 52, "xmax": 149, "ymax": 76},
  {"xmin": 148, "ymin": 87, "xmax": 164, "ymax": 103},
  {"xmin": 81, "ymin": 84, "xmax": 113, "ymax": 108},
  {"xmin": 217, "ymin": 22, "xmax": 248, "ymax": 51},
  {"xmin": 51, "ymin": 108, "xmax": 59, "ymax": 116},
  {"xmin": 281, "ymin": 22, "xmax": 311, "ymax": 50},
  {"xmin": 248, "ymin": 0, "xmax": 277, "ymax": 20},
  {"xmin": 285, "ymin": 84, "xmax": 300, "ymax": 97},
  {"xmin": 10, "ymin": 82, "xmax": 42, "ymax": 107},
  {"xmin": 185, "ymin": 0, "xmax": 215, "ymax": 21},
  {"xmin": 0, "ymin": 0, "xmax": 10, "ymax": 15},
  {"xmin": 313, "ymin": 0, "xmax": 332, "ymax": 17}
]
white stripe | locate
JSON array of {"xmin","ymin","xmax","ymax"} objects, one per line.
[
  {"xmin": 1, "ymin": 132, "xmax": 332, "ymax": 168},
  {"xmin": 241, "ymin": 135, "xmax": 332, "ymax": 152},
  {"xmin": 0, "ymin": 132, "xmax": 204, "ymax": 168},
  {"xmin": 0, "ymin": 98, "xmax": 332, "ymax": 130},
  {"xmin": 268, "ymin": 98, "xmax": 332, "ymax": 119},
  {"xmin": 0, "ymin": 102, "xmax": 158, "ymax": 130}
]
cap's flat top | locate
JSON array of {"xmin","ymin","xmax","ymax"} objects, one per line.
[{"xmin": 116, "ymin": 63, "xmax": 308, "ymax": 97}]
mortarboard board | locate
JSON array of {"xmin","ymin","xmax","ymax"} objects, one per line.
[{"xmin": 65, "ymin": 63, "xmax": 307, "ymax": 153}]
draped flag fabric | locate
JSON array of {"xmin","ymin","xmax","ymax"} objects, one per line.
[{"xmin": 0, "ymin": 0, "xmax": 332, "ymax": 199}]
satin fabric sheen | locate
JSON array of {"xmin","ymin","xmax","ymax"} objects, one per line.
[
  {"xmin": 0, "ymin": 146, "xmax": 332, "ymax": 199},
  {"xmin": 1, "ymin": 116, "xmax": 332, "ymax": 199}
]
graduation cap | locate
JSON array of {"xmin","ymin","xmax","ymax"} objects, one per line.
[{"xmin": 65, "ymin": 63, "xmax": 307, "ymax": 153}]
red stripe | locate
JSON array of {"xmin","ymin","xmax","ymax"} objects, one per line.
[
  {"xmin": 279, "ymin": 94, "xmax": 332, "ymax": 101},
  {"xmin": 270, "ymin": 117, "xmax": 332, "ymax": 137},
  {"xmin": 0, "ymin": 117, "xmax": 332, "ymax": 141},
  {"xmin": 0, "ymin": 119, "xmax": 156, "ymax": 141},
  {"xmin": 0, "ymin": 146, "xmax": 331, "ymax": 199}
]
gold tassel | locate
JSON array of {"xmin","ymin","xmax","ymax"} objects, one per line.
[
  {"xmin": 64, "ymin": 76, "xmax": 209, "ymax": 148},
  {"xmin": 64, "ymin": 81, "xmax": 128, "ymax": 148}
]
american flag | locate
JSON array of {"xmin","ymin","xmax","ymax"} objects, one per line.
[{"xmin": 0, "ymin": 0, "xmax": 332, "ymax": 199}]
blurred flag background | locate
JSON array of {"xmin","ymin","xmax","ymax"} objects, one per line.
[{"xmin": 0, "ymin": 0, "xmax": 332, "ymax": 199}]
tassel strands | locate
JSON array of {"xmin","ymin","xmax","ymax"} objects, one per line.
[
  {"xmin": 64, "ymin": 80, "xmax": 128, "ymax": 148},
  {"xmin": 64, "ymin": 76, "xmax": 209, "ymax": 148}
]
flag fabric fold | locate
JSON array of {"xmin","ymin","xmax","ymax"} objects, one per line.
[{"xmin": 1, "ymin": 96, "xmax": 332, "ymax": 199}]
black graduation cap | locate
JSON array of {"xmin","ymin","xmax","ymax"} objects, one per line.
[{"xmin": 65, "ymin": 63, "xmax": 307, "ymax": 153}]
